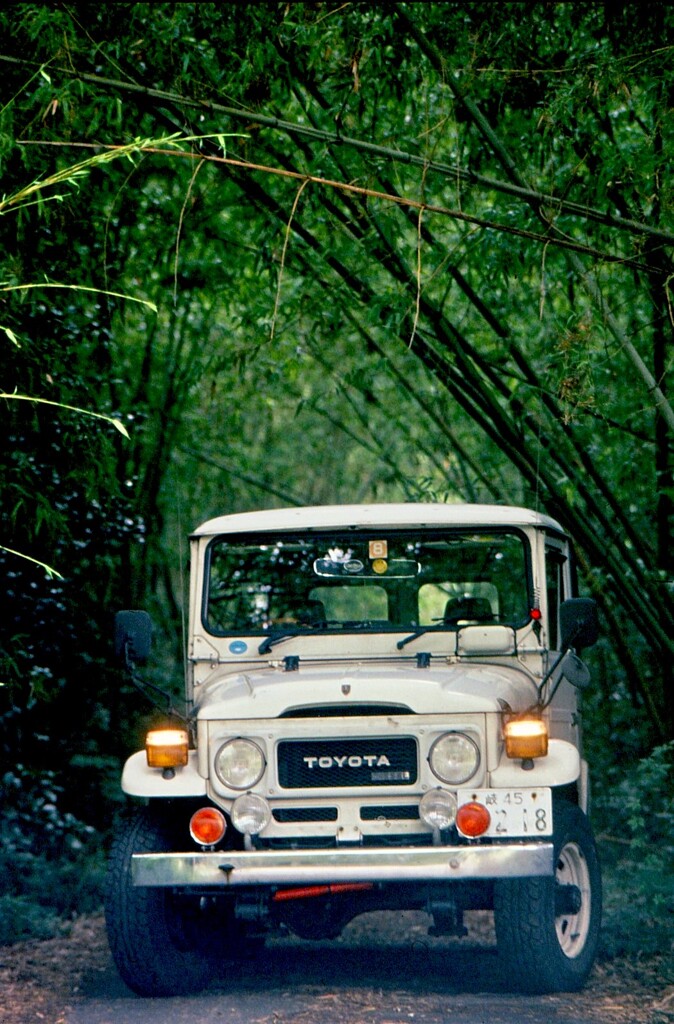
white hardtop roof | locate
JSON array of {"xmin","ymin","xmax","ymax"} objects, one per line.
[{"xmin": 192, "ymin": 503, "xmax": 565, "ymax": 538}]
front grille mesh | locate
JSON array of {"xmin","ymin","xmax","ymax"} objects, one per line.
[
  {"xmin": 279, "ymin": 704, "xmax": 413, "ymax": 718},
  {"xmin": 277, "ymin": 737, "xmax": 417, "ymax": 789},
  {"xmin": 272, "ymin": 807, "xmax": 338, "ymax": 823},
  {"xmin": 360, "ymin": 804, "xmax": 420, "ymax": 821}
]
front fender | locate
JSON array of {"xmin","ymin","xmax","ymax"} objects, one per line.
[
  {"xmin": 489, "ymin": 738, "xmax": 580, "ymax": 789},
  {"xmin": 121, "ymin": 749, "xmax": 207, "ymax": 798}
]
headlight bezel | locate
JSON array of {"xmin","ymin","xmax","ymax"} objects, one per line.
[
  {"xmin": 428, "ymin": 731, "xmax": 481, "ymax": 785},
  {"xmin": 214, "ymin": 737, "xmax": 266, "ymax": 790}
]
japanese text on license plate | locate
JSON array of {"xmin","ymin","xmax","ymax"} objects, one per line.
[{"xmin": 457, "ymin": 788, "xmax": 552, "ymax": 837}]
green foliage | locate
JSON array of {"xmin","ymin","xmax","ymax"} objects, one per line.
[
  {"xmin": 1, "ymin": 0, "xmax": 674, "ymax": 952},
  {"xmin": 0, "ymin": 896, "xmax": 64, "ymax": 945},
  {"xmin": 595, "ymin": 742, "xmax": 674, "ymax": 958},
  {"xmin": 0, "ymin": 767, "xmax": 106, "ymax": 944},
  {"xmin": 617, "ymin": 741, "xmax": 674, "ymax": 859}
]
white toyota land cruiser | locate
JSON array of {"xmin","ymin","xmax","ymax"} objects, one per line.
[{"xmin": 106, "ymin": 503, "xmax": 601, "ymax": 997}]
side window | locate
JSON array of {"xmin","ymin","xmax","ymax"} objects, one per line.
[{"xmin": 545, "ymin": 548, "xmax": 566, "ymax": 651}]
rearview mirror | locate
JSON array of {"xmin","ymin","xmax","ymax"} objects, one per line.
[
  {"xmin": 559, "ymin": 598, "xmax": 599, "ymax": 651},
  {"xmin": 313, "ymin": 557, "xmax": 419, "ymax": 579},
  {"xmin": 114, "ymin": 610, "xmax": 153, "ymax": 664}
]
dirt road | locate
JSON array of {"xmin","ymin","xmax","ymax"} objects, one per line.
[{"xmin": 2, "ymin": 912, "xmax": 671, "ymax": 1024}]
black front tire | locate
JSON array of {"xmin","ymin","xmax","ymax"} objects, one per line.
[
  {"xmin": 104, "ymin": 805, "xmax": 217, "ymax": 997},
  {"xmin": 494, "ymin": 801, "xmax": 602, "ymax": 993}
]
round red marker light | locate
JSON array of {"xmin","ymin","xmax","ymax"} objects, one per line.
[
  {"xmin": 190, "ymin": 807, "xmax": 227, "ymax": 847},
  {"xmin": 456, "ymin": 801, "xmax": 491, "ymax": 838},
  {"xmin": 530, "ymin": 608, "xmax": 542, "ymax": 621}
]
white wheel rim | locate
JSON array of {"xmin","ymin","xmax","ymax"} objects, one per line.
[{"xmin": 555, "ymin": 840, "xmax": 592, "ymax": 958}]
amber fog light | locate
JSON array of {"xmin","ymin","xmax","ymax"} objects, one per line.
[
  {"xmin": 190, "ymin": 807, "xmax": 227, "ymax": 847},
  {"xmin": 456, "ymin": 801, "xmax": 491, "ymax": 838},
  {"xmin": 146, "ymin": 729, "xmax": 189, "ymax": 768},
  {"xmin": 504, "ymin": 718, "xmax": 548, "ymax": 760}
]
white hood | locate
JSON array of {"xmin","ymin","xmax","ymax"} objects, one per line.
[{"xmin": 195, "ymin": 660, "xmax": 539, "ymax": 720}]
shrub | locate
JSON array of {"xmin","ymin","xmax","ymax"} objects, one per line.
[
  {"xmin": 594, "ymin": 742, "xmax": 674, "ymax": 958},
  {"xmin": 0, "ymin": 766, "xmax": 105, "ymax": 945}
]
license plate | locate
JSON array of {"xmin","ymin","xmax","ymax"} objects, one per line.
[{"xmin": 457, "ymin": 787, "xmax": 553, "ymax": 837}]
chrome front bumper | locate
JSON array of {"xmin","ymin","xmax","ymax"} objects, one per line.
[{"xmin": 132, "ymin": 842, "xmax": 554, "ymax": 887}]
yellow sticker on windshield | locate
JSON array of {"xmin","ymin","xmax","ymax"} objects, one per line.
[{"xmin": 372, "ymin": 558, "xmax": 388, "ymax": 574}]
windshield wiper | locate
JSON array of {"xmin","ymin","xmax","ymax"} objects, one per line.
[
  {"xmin": 258, "ymin": 631, "xmax": 299, "ymax": 655},
  {"xmin": 397, "ymin": 628, "xmax": 430, "ymax": 650}
]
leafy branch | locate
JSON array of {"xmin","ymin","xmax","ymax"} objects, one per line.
[
  {"xmin": 3, "ymin": 53, "xmax": 673, "ymax": 246},
  {"xmin": 16, "ymin": 140, "xmax": 663, "ymax": 275},
  {"xmin": 0, "ymin": 545, "xmax": 63, "ymax": 579},
  {"xmin": 0, "ymin": 132, "xmax": 235, "ymax": 218},
  {"xmin": 1, "ymin": 283, "xmax": 158, "ymax": 348},
  {"xmin": 0, "ymin": 392, "xmax": 129, "ymax": 437},
  {"xmin": 0, "ymin": 391, "xmax": 129, "ymax": 576}
]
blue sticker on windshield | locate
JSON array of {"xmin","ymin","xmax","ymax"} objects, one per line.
[{"xmin": 229, "ymin": 640, "xmax": 248, "ymax": 655}]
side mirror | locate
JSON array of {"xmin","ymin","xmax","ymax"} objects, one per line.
[
  {"xmin": 114, "ymin": 610, "xmax": 153, "ymax": 665},
  {"xmin": 559, "ymin": 650, "xmax": 591, "ymax": 689},
  {"xmin": 559, "ymin": 598, "xmax": 599, "ymax": 651}
]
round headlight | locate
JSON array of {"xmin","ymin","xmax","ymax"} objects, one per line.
[
  {"xmin": 429, "ymin": 732, "xmax": 480, "ymax": 785},
  {"xmin": 215, "ymin": 738, "xmax": 266, "ymax": 790},
  {"xmin": 419, "ymin": 788, "xmax": 457, "ymax": 830},
  {"xmin": 231, "ymin": 793, "xmax": 271, "ymax": 835}
]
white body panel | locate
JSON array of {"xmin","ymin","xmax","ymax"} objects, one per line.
[
  {"xmin": 122, "ymin": 502, "xmax": 593, "ymax": 883},
  {"xmin": 122, "ymin": 750, "xmax": 206, "ymax": 797}
]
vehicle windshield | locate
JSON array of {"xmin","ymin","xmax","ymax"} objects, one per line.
[{"xmin": 204, "ymin": 528, "xmax": 532, "ymax": 638}]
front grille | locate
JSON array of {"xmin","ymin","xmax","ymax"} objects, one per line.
[
  {"xmin": 272, "ymin": 807, "xmax": 338, "ymax": 823},
  {"xmin": 360, "ymin": 804, "xmax": 420, "ymax": 821},
  {"xmin": 279, "ymin": 704, "xmax": 414, "ymax": 718},
  {"xmin": 277, "ymin": 737, "xmax": 418, "ymax": 789}
]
